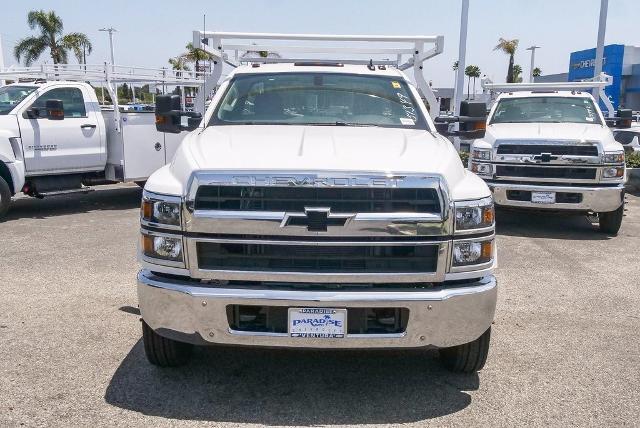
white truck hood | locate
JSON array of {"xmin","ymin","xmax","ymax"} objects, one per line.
[
  {"xmin": 484, "ymin": 122, "xmax": 613, "ymax": 144},
  {"xmin": 150, "ymin": 125, "xmax": 490, "ymax": 201},
  {"xmin": 185, "ymin": 125, "xmax": 460, "ymax": 175}
]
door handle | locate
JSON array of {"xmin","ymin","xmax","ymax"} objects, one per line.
[{"xmin": 81, "ymin": 124, "xmax": 97, "ymax": 129}]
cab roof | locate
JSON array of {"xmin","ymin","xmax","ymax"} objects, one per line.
[
  {"xmin": 496, "ymin": 90, "xmax": 596, "ymax": 100},
  {"xmin": 228, "ymin": 62, "xmax": 408, "ymax": 79}
]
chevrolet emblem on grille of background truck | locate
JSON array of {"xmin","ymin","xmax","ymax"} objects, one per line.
[{"xmin": 281, "ymin": 208, "xmax": 354, "ymax": 232}]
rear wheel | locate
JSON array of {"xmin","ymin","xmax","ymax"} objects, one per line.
[
  {"xmin": 598, "ymin": 203, "xmax": 624, "ymax": 235},
  {"xmin": 0, "ymin": 176, "xmax": 11, "ymax": 220},
  {"xmin": 142, "ymin": 320, "xmax": 192, "ymax": 367},
  {"xmin": 439, "ymin": 327, "xmax": 491, "ymax": 373},
  {"xmin": 134, "ymin": 181, "xmax": 146, "ymax": 189}
]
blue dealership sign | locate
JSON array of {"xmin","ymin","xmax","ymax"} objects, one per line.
[{"xmin": 568, "ymin": 44, "xmax": 624, "ymax": 110}]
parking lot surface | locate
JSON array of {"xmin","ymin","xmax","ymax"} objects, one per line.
[{"xmin": 1, "ymin": 184, "xmax": 639, "ymax": 427}]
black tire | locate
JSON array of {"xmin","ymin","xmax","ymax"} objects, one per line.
[
  {"xmin": 0, "ymin": 175, "xmax": 11, "ymax": 220},
  {"xmin": 440, "ymin": 327, "xmax": 491, "ymax": 373},
  {"xmin": 142, "ymin": 320, "xmax": 192, "ymax": 367},
  {"xmin": 134, "ymin": 181, "xmax": 147, "ymax": 189},
  {"xmin": 598, "ymin": 203, "xmax": 624, "ymax": 235}
]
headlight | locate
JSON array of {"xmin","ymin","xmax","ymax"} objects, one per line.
[
  {"xmin": 602, "ymin": 151, "xmax": 624, "ymax": 164},
  {"xmin": 471, "ymin": 162, "xmax": 493, "ymax": 176},
  {"xmin": 452, "ymin": 239, "xmax": 493, "ymax": 266},
  {"xmin": 602, "ymin": 166, "xmax": 624, "ymax": 178},
  {"xmin": 141, "ymin": 192, "xmax": 181, "ymax": 227},
  {"xmin": 454, "ymin": 197, "xmax": 494, "ymax": 232},
  {"xmin": 472, "ymin": 149, "xmax": 491, "ymax": 160},
  {"xmin": 141, "ymin": 233, "xmax": 184, "ymax": 262}
]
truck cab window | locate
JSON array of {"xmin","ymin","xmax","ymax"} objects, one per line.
[
  {"xmin": 0, "ymin": 86, "xmax": 36, "ymax": 115},
  {"xmin": 31, "ymin": 87, "xmax": 87, "ymax": 118}
]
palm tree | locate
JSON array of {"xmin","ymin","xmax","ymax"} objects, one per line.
[
  {"xmin": 532, "ymin": 67, "xmax": 542, "ymax": 77},
  {"xmin": 14, "ymin": 10, "xmax": 92, "ymax": 65},
  {"xmin": 182, "ymin": 42, "xmax": 214, "ymax": 76},
  {"xmin": 168, "ymin": 56, "xmax": 191, "ymax": 76},
  {"xmin": 465, "ymin": 65, "xmax": 481, "ymax": 99},
  {"xmin": 452, "ymin": 61, "xmax": 459, "ymax": 71},
  {"xmin": 493, "ymin": 38, "xmax": 519, "ymax": 83},
  {"xmin": 512, "ymin": 64, "xmax": 523, "ymax": 83}
]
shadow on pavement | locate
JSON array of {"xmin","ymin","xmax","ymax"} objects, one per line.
[
  {"xmin": 495, "ymin": 207, "xmax": 615, "ymax": 240},
  {"xmin": 2, "ymin": 185, "xmax": 142, "ymax": 221},
  {"xmin": 105, "ymin": 341, "xmax": 478, "ymax": 425}
]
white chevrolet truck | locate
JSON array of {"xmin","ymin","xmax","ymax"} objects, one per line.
[
  {"xmin": 471, "ymin": 79, "xmax": 628, "ymax": 234},
  {"xmin": 0, "ymin": 64, "xmax": 199, "ymax": 219},
  {"xmin": 137, "ymin": 32, "xmax": 497, "ymax": 373}
]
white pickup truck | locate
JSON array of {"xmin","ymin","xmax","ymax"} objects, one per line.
[
  {"xmin": 0, "ymin": 66, "xmax": 199, "ymax": 219},
  {"xmin": 137, "ymin": 32, "xmax": 497, "ymax": 373},
  {"xmin": 469, "ymin": 84, "xmax": 627, "ymax": 234}
]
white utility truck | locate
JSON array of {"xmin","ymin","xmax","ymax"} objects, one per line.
[
  {"xmin": 138, "ymin": 32, "xmax": 497, "ymax": 373},
  {"xmin": 469, "ymin": 78, "xmax": 628, "ymax": 234},
  {"xmin": 0, "ymin": 64, "xmax": 203, "ymax": 218}
]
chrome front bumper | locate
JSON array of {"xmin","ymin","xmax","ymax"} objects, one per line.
[
  {"xmin": 488, "ymin": 182, "xmax": 624, "ymax": 212},
  {"xmin": 137, "ymin": 269, "xmax": 497, "ymax": 349}
]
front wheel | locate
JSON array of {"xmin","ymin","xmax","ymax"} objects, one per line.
[
  {"xmin": 439, "ymin": 327, "xmax": 491, "ymax": 373},
  {"xmin": 598, "ymin": 203, "xmax": 624, "ymax": 235},
  {"xmin": 142, "ymin": 321, "xmax": 192, "ymax": 367},
  {"xmin": 0, "ymin": 175, "xmax": 11, "ymax": 220}
]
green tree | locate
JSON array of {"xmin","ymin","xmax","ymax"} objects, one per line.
[
  {"xmin": 465, "ymin": 65, "xmax": 481, "ymax": 99},
  {"xmin": 532, "ymin": 67, "xmax": 542, "ymax": 77},
  {"xmin": 14, "ymin": 10, "xmax": 92, "ymax": 65},
  {"xmin": 493, "ymin": 38, "xmax": 519, "ymax": 83},
  {"xmin": 182, "ymin": 42, "xmax": 214, "ymax": 75},
  {"xmin": 512, "ymin": 64, "xmax": 523, "ymax": 83},
  {"xmin": 452, "ymin": 60, "xmax": 459, "ymax": 71}
]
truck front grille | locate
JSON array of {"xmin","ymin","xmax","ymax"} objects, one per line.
[
  {"xmin": 496, "ymin": 165, "xmax": 596, "ymax": 180},
  {"xmin": 194, "ymin": 186, "xmax": 441, "ymax": 213},
  {"xmin": 497, "ymin": 144, "xmax": 598, "ymax": 156},
  {"xmin": 196, "ymin": 242, "xmax": 439, "ymax": 274}
]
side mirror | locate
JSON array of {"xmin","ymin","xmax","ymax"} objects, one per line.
[
  {"xmin": 435, "ymin": 101, "xmax": 487, "ymax": 139},
  {"xmin": 45, "ymin": 99, "xmax": 64, "ymax": 120},
  {"xmin": 155, "ymin": 94, "xmax": 202, "ymax": 133}
]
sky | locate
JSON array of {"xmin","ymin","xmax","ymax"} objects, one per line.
[{"xmin": 1, "ymin": 0, "xmax": 639, "ymax": 88}]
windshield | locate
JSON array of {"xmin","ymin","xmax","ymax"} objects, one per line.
[
  {"xmin": 490, "ymin": 96, "xmax": 602, "ymax": 125},
  {"xmin": 210, "ymin": 72, "xmax": 427, "ymax": 129},
  {"xmin": 0, "ymin": 86, "xmax": 37, "ymax": 115}
]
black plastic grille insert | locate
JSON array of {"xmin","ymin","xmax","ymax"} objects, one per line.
[
  {"xmin": 197, "ymin": 242, "xmax": 439, "ymax": 273},
  {"xmin": 194, "ymin": 186, "xmax": 441, "ymax": 213},
  {"xmin": 496, "ymin": 165, "xmax": 596, "ymax": 180},
  {"xmin": 497, "ymin": 144, "xmax": 598, "ymax": 156}
]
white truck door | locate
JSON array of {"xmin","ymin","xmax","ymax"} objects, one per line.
[{"xmin": 19, "ymin": 85, "xmax": 103, "ymax": 175}]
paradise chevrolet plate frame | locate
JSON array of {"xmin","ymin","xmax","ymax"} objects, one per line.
[
  {"xmin": 289, "ymin": 308, "xmax": 347, "ymax": 338},
  {"xmin": 531, "ymin": 191, "xmax": 556, "ymax": 204}
]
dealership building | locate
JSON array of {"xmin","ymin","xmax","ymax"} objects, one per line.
[{"xmin": 536, "ymin": 44, "xmax": 640, "ymax": 111}]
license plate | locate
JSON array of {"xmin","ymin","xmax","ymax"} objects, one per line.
[
  {"xmin": 289, "ymin": 308, "xmax": 346, "ymax": 338},
  {"xmin": 531, "ymin": 191, "xmax": 556, "ymax": 204}
]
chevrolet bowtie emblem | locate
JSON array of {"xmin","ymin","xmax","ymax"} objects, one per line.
[{"xmin": 282, "ymin": 208, "xmax": 353, "ymax": 232}]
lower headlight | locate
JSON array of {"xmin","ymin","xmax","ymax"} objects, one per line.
[
  {"xmin": 471, "ymin": 162, "xmax": 493, "ymax": 176},
  {"xmin": 453, "ymin": 240, "xmax": 493, "ymax": 266},
  {"xmin": 141, "ymin": 233, "xmax": 183, "ymax": 262},
  {"xmin": 602, "ymin": 166, "xmax": 624, "ymax": 178}
]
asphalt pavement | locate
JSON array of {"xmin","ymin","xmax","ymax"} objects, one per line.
[{"xmin": 1, "ymin": 184, "xmax": 638, "ymax": 427}]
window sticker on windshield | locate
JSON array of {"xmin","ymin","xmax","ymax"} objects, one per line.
[
  {"xmin": 396, "ymin": 92, "xmax": 418, "ymax": 122},
  {"xmin": 391, "ymin": 81, "xmax": 401, "ymax": 89},
  {"xmin": 584, "ymin": 99, "xmax": 596, "ymax": 121},
  {"xmin": 400, "ymin": 118, "xmax": 415, "ymax": 125}
]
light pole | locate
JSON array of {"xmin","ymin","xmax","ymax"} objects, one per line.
[
  {"xmin": 593, "ymin": 0, "xmax": 608, "ymax": 99},
  {"xmin": 99, "ymin": 27, "xmax": 117, "ymax": 65},
  {"xmin": 453, "ymin": 0, "xmax": 469, "ymax": 116},
  {"xmin": 0, "ymin": 34, "xmax": 5, "ymax": 86},
  {"xmin": 526, "ymin": 45, "xmax": 540, "ymax": 82}
]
